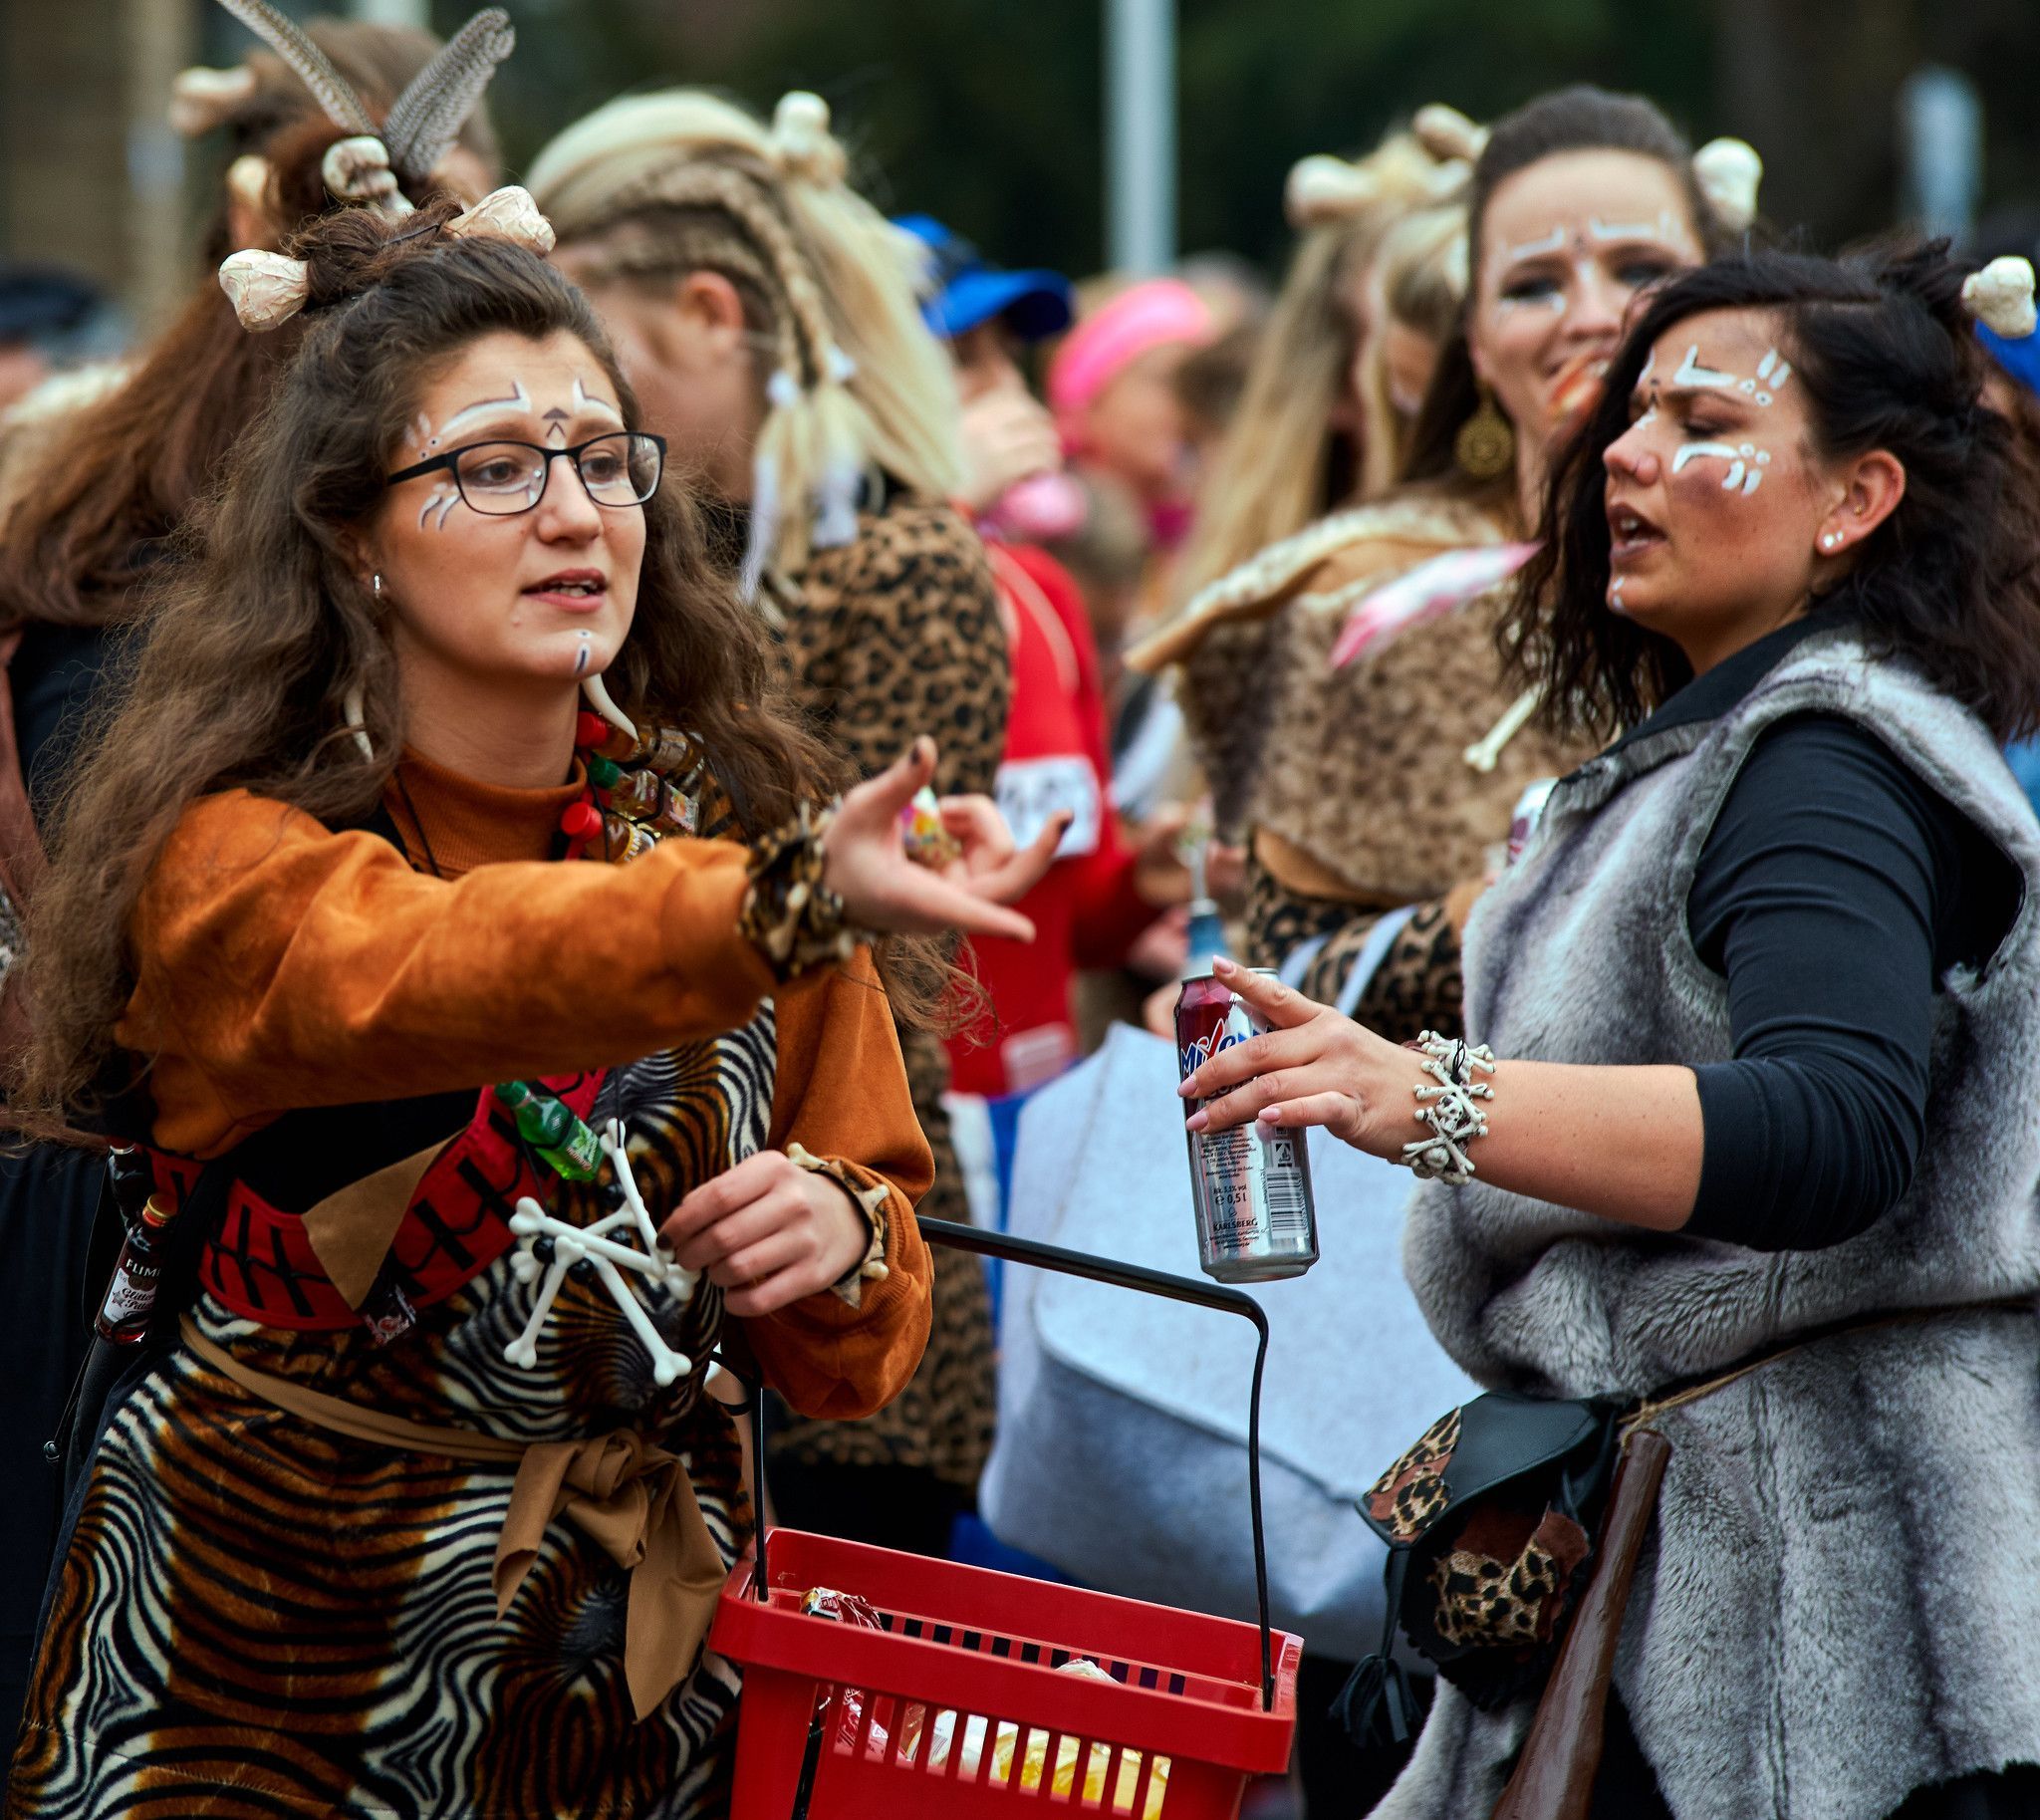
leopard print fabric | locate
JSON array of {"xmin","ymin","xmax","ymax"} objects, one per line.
[
  {"xmin": 1366, "ymin": 1406, "xmax": 1461, "ymax": 1543},
  {"xmin": 1170, "ymin": 500, "xmax": 1589, "ymax": 905},
  {"xmin": 1426, "ymin": 1504, "xmax": 1592, "ymax": 1653},
  {"xmin": 766, "ymin": 489, "xmax": 1008, "ymax": 1490},
  {"xmin": 1238, "ymin": 855, "xmax": 1465, "ymax": 1044}
]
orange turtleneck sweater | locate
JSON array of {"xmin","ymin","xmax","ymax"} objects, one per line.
[{"xmin": 116, "ymin": 751, "xmax": 934, "ymax": 1421}]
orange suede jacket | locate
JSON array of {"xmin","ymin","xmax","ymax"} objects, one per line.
[{"xmin": 115, "ymin": 753, "xmax": 934, "ymax": 1421}]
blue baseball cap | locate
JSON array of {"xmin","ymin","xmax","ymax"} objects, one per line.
[
  {"xmin": 1980, "ymin": 322, "xmax": 2040, "ymax": 398},
  {"xmin": 895, "ymin": 214, "xmax": 1074, "ymax": 344}
]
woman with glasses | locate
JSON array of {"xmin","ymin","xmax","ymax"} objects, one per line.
[
  {"xmin": 7, "ymin": 196, "xmax": 1051, "ymax": 1820},
  {"xmin": 528, "ymin": 89, "xmax": 1013, "ymax": 1568}
]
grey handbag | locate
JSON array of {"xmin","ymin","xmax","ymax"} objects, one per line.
[{"xmin": 980, "ymin": 1021, "xmax": 1475, "ymax": 1662}]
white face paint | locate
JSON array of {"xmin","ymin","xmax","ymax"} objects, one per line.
[
  {"xmin": 1588, "ymin": 209, "xmax": 1681, "ymax": 243},
  {"xmin": 1670, "ymin": 438, "xmax": 1772, "ymax": 495},
  {"xmin": 406, "ymin": 379, "xmax": 540, "ymax": 531},
  {"xmin": 1505, "ymin": 226, "xmax": 1570, "ymax": 263},
  {"xmin": 1674, "ymin": 343, "xmax": 1792, "ymax": 408},
  {"xmin": 430, "ymin": 378, "xmax": 533, "ymax": 445},
  {"xmin": 416, "ymin": 482, "xmax": 460, "ymax": 532},
  {"xmin": 574, "ymin": 377, "xmax": 624, "ymax": 427}
]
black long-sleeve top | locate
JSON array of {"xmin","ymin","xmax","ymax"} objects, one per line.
[{"xmin": 1617, "ymin": 616, "xmax": 2022, "ymax": 1252}]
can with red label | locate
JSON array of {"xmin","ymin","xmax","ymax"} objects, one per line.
[{"xmin": 1175, "ymin": 970, "xmax": 1320, "ymax": 1282}]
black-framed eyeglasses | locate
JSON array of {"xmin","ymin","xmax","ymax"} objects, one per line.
[{"xmin": 384, "ymin": 432, "xmax": 666, "ymax": 517}]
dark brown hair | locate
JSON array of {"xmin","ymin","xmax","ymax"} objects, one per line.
[
  {"xmin": 0, "ymin": 19, "xmax": 503, "ymax": 634},
  {"xmin": 1504, "ymin": 242, "xmax": 2040, "ymax": 743},
  {"xmin": 1402, "ymin": 86, "xmax": 1727, "ymax": 494},
  {"xmin": 12, "ymin": 205, "xmax": 872, "ymax": 1126}
]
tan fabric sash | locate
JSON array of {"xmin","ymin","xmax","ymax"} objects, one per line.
[
  {"xmin": 179, "ymin": 1317, "xmax": 728, "ymax": 1720},
  {"xmin": 300, "ymin": 1142, "xmax": 451, "ymax": 1310}
]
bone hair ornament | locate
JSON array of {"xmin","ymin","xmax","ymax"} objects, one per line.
[
  {"xmin": 215, "ymin": 184, "xmax": 555, "ymax": 331},
  {"xmin": 766, "ymin": 90, "xmax": 848, "ymax": 186},
  {"xmin": 1402, "ymin": 1031, "xmax": 1497, "ymax": 1183},
  {"xmin": 1690, "ymin": 136, "xmax": 1763, "ymax": 233},
  {"xmin": 503, "ymin": 1120, "xmax": 701, "ymax": 1387},
  {"xmin": 1963, "ymin": 257, "xmax": 2038, "ymax": 340},
  {"xmin": 167, "ymin": 63, "xmax": 258, "ymax": 138}
]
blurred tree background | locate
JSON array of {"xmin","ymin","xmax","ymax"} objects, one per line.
[
  {"xmin": 7, "ymin": 0, "xmax": 2040, "ymax": 324},
  {"xmin": 471, "ymin": 0, "xmax": 2040, "ymax": 277}
]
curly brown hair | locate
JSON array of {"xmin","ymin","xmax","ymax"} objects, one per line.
[{"xmin": 14, "ymin": 202, "xmax": 936, "ymax": 1131}]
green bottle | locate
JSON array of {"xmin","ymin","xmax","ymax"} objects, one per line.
[{"xmin": 496, "ymin": 1080, "xmax": 602, "ymax": 1180}]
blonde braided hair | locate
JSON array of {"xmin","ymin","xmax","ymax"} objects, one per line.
[{"xmin": 528, "ymin": 90, "xmax": 962, "ymax": 590}]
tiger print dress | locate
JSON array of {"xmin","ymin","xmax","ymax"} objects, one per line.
[{"xmin": 8, "ymin": 761, "xmax": 933, "ymax": 1820}]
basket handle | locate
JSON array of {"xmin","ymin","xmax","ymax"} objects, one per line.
[{"xmin": 747, "ymin": 1214, "xmax": 1279, "ymax": 1713}]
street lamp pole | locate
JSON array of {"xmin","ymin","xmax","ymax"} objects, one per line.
[
  {"xmin": 1106, "ymin": 0, "xmax": 1175, "ymax": 275},
  {"xmin": 350, "ymin": 0, "xmax": 432, "ymax": 29}
]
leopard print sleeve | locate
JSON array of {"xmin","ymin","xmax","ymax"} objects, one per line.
[
  {"xmin": 1240, "ymin": 853, "xmax": 1465, "ymax": 1044},
  {"xmin": 781, "ymin": 494, "xmax": 1010, "ymax": 798}
]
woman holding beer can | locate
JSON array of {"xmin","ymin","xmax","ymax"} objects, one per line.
[
  {"xmin": 1176, "ymin": 243, "xmax": 2040, "ymax": 1820},
  {"xmin": 1132, "ymin": 88, "xmax": 1760, "ymax": 1034}
]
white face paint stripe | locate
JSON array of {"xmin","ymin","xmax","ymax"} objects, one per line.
[
  {"xmin": 1670, "ymin": 439, "xmax": 1745, "ymax": 474},
  {"xmin": 434, "ymin": 377, "xmax": 534, "ymax": 444},
  {"xmin": 1756, "ymin": 350, "xmax": 1778, "ymax": 382},
  {"xmin": 1672, "ymin": 345, "xmax": 1738, "ymax": 390},
  {"xmin": 1587, "ymin": 211, "xmax": 1676, "ymax": 242},
  {"xmin": 574, "ymin": 377, "xmax": 624, "ymax": 426},
  {"xmin": 418, "ymin": 482, "xmax": 460, "ymax": 531},
  {"xmin": 1505, "ymin": 226, "xmax": 1570, "ymax": 262}
]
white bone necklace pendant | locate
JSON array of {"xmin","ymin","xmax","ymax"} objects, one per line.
[{"xmin": 504, "ymin": 1120, "xmax": 701, "ymax": 1386}]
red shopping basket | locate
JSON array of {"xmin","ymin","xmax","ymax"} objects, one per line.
[{"xmin": 710, "ymin": 1217, "xmax": 1304, "ymax": 1820}]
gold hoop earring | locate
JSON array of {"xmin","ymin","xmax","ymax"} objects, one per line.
[{"xmin": 1455, "ymin": 384, "xmax": 1517, "ymax": 482}]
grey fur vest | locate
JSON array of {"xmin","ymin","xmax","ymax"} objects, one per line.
[{"xmin": 1377, "ymin": 629, "xmax": 2040, "ymax": 1820}]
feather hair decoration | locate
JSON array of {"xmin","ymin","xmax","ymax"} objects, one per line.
[
  {"xmin": 382, "ymin": 8, "xmax": 516, "ymax": 189},
  {"xmin": 212, "ymin": 0, "xmax": 375, "ymax": 135}
]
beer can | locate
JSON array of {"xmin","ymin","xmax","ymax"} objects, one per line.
[{"xmin": 1175, "ymin": 969, "xmax": 1320, "ymax": 1283}]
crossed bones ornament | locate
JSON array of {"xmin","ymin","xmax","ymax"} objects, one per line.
[{"xmin": 503, "ymin": 1119, "xmax": 701, "ymax": 1386}]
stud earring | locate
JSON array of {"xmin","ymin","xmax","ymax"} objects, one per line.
[{"xmin": 1821, "ymin": 533, "xmax": 1840, "ymax": 551}]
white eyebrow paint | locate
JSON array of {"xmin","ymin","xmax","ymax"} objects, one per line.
[
  {"xmin": 1672, "ymin": 345, "xmax": 1738, "ymax": 390},
  {"xmin": 574, "ymin": 377, "xmax": 624, "ymax": 426},
  {"xmin": 433, "ymin": 377, "xmax": 534, "ymax": 443},
  {"xmin": 1505, "ymin": 226, "xmax": 1570, "ymax": 262},
  {"xmin": 1588, "ymin": 210, "xmax": 1677, "ymax": 242}
]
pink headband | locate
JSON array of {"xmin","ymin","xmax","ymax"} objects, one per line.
[{"xmin": 1048, "ymin": 278, "xmax": 1215, "ymax": 437}]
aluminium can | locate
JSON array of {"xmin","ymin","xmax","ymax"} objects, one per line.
[{"xmin": 1174, "ymin": 969, "xmax": 1320, "ymax": 1283}]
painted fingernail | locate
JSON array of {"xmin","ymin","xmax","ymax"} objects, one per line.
[
  {"xmin": 1211, "ymin": 955, "xmax": 1236, "ymax": 974},
  {"xmin": 1176, "ymin": 1077, "xmax": 1196, "ymax": 1098},
  {"xmin": 1185, "ymin": 1109, "xmax": 1208, "ymax": 1132}
]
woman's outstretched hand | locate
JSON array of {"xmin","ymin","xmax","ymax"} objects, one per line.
[
  {"xmin": 1174, "ymin": 956, "xmax": 1407, "ymax": 1156},
  {"xmin": 823, "ymin": 738, "xmax": 1064, "ymax": 941}
]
